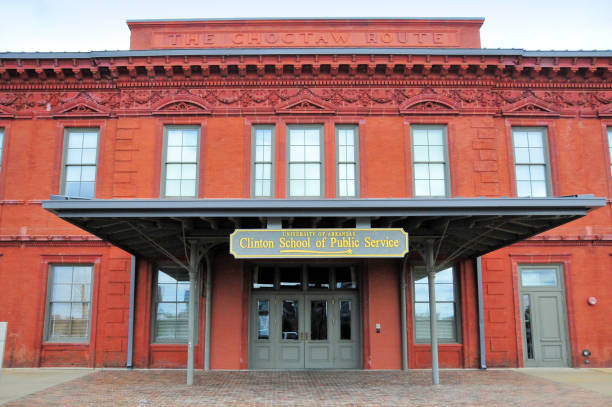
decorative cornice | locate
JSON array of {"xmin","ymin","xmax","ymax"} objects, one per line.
[{"xmin": 1, "ymin": 86, "xmax": 610, "ymax": 118}]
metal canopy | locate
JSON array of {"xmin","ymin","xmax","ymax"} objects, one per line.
[{"xmin": 43, "ymin": 196, "xmax": 605, "ymax": 265}]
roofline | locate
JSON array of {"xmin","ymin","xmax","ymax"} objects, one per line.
[
  {"xmin": 126, "ymin": 17, "xmax": 486, "ymax": 23},
  {"xmin": 43, "ymin": 196, "xmax": 606, "ymax": 218},
  {"xmin": 3, "ymin": 48, "xmax": 612, "ymax": 59}
]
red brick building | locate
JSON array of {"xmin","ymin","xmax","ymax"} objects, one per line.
[{"xmin": 0, "ymin": 18, "xmax": 611, "ymax": 377}]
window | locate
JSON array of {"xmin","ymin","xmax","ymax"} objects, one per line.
[
  {"xmin": 512, "ymin": 127, "xmax": 549, "ymax": 197},
  {"xmin": 0, "ymin": 128, "xmax": 4, "ymax": 172},
  {"xmin": 251, "ymin": 125, "xmax": 274, "ymax": 197},
  {"xmin": 604, "ymin": 127, "xmax": 612, "ymax": 174},
  {"xmin": 252, "ymin": 265, "xmax": 358, "ymax": 291},
  {"xmin": 413, "ymin": 267, "xmax": 459, "ymax": 343},
  {"xmin": 287, "ymin": 125, "xmax": 323, "ymax": 197},
  {"xmin": 411, "ymin": 125, "xmax": 448, "ymax": 197},
  {"xmin": 336, "ymin": 125, "xmax": 359, "ymax": 197},
  {"xmin": 62, "ymin": 128, "xmax": 99, "ymax": 198},
  {"xmin": 45, "ymin": 265, "xmax": 93, "ymax": 342},
  {"xmin": 153, "ymin": 268, "xmax": 190, "ymax": 343},
  {"xmin": 162, "ymin": 126, "xmax": 200, "ymax": 198}
]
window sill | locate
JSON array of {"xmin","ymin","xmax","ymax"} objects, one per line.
[{"xmin": 42, "ymin": 342, "xmax": 90, "ymax": 348}]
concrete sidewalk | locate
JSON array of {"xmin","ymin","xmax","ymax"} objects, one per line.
[
  {"xmin": 0, "ymin": 368, "xmax": 93, "ymax": 405},
  {"xmin": 517, "ymin": 368, "xmax": 612, "ymax": 396}
]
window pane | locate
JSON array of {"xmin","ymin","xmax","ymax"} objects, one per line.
[
  {"xmin": 66, "ymin": 149, "xmax": 82, "ymax": 164},
  {"xmin": 290, "ymin": 163, "xmax": 305, "ymax": 179},
  {"xmin": 530, "ymin": 165, "xmax": 546, "ymax": 181},
  {"xmin": 68, "ymin": 133, "xmax": 83, "ymax": 148},
  {"xmin": 158, "ymin": 283, "xmax": 177, "ymax": 301},
  {"xmin": 335, "ymin": 267, "xmax": 357, "ymax": 289},
  {"xmin": 429, "ymin": 164, "xmax": 445, "ymax": 180},
  {"xmin": 514, "ymin": 148, "xmax": 530, "ymax": 164},
  {"xmin": 529, "ymin": 148, "xmax": 544, "ymax": 163},
  {"xmin": 253, "ymin": 267, "xmax": 275, "ymax": 289},
  {"xmin": 305, "ymin": 145, "xmax": 319, "ymax": 161},
  {"xmin": 290, "ymin": 129, "xmax": 304, "ymax": 145},
  {"xmin": 527, "ymin": 131, "xmax": 543, "ymax": 147},
  {"xmin": 182, "ymin": 164, "xmax": 197, "ymax": 180},
  {"xmin": 258, "ymin": 300, "xmax": 270, "ymax": 339},
  {"xmin": 182, "ymin": 130, "xmax": 198, "ymax": 146},
  {"xmin": 414, "ymin": 164, "xmax": 429, "ymax": 180},
  {"xmin": 81, "ymin": 148, "xmax": 97, "ymax": 164},
  {"xmin": 281, "ymin": 300, "xmax": 299, "ymax": 340},
  {"xmin": 167, "ymin": 146, "xmax": 182, "ymax": 161},
  {"xmin": 280, "ymin": 267, "xmax": 301, "ymax": 289},
  {"xmin": 304, "ymin": 180, "xmax": 320, "ymax": 196},
  {"xmin": 521, "ymin": 268, "xmax": 558, "ymax": 287},
  {"xmin": 436, "ymin": 268, "xmax": 453, "ymax": 283},
  {"xmin": 71, "ymin": 284, "xmax": 90, "ymax": 301},
  {"xmin": 430, "ymin": 180, "xmax": 446, "ymax": 196},
  {"xmin": 310, "ymin": 300, "xmax": 328, "ymax": 340},
  {"xmin": 165, "ymin": 180, "xmax": 180, "ymax": 196},
  {"xmin": 51, "ymin": 284, "xmax": 72, "ymax": 301},
  {"xmin": 166, "ymin": 164, "xmax": 181, "ymax": 179},
  {"xmin": 428, "ymin": 130, "xmax": 444, "ymax": 145},
  {"xmin": 436, "ymin": 284, "xmax": 454, "ymax": 301},
  {"xmin": 531, "ymin": 181, "xmax": 547, "ymax": 197},
  {"xmin": 157, "ymin": 302, "xmax": 177, "ymax": 320},
  {"xmin": 181, "ymin": 146, "xmax": 197, "ymax": 162},
  {"xmin": 428, "ymin": 146, "xmax": 444, "ymax": 162},
  {"xmin": 180, "ymin": 180, "xmax": 196, "ymax": 196},
  {"xmin": 516, "ymin": 181, "xmax": 532, "ymax": 197},
  {"xmin": 82, "ymin": 133, "xmax": 98, "ymax": 148},
  {"xmin": 53, "ymin": 266, "xmax": 73, "ymax": 283},
  {"xmin": 414, "ymin": 282, "xmax": 429, "ymax": 302},
  {"xmin": 413, "ymin": 130, "xmax": 428, "ymax": 145},
  {"xmin": 65, "ymin": 166, "xmax": 81, "ymax": 181},
  {"xmin": 290, "ymin": 145, "xmax": 304, "ymax": 161},
  {"xmin": 290, "ymin": 180, "xmax": 305, "ymax": 196},
  {"xmin": 308, "ymin": 267, "xmax": 329, "ymax": 289},
  {"xmin": 80, "ymin": 182, "xmax": 95, "ymax": 198},
  {"xmin": 81, "ymin": 166, "xmax": 96, "ymax": 182},
  {"xmin": 513, "ymin": 131, "xmax": 528, "ymax": 147},
  {"xmin": 167, "ymin": 131, "xmax": 182, "ymax": 146},
  {"xmin": 305, "ymin": 164, "xmax": 319, "ymax": 180},
  {"xmin": 305, "ymin": 129, "xmax": 319, "ymax": 145},
  {"xmin": 413, "ymin": 145, "xmax": 429, "ymax": 161},
  {"xmin": 414, "ymin": 180, "xmax": 430, "ymax": 196},
  {"xmin": 515, "ymin": 165, "xmax": 531, "ymax": 181},
  {"xmin": 340, "ymin": 300, "xmax": 352, "ymax": 340},
  {"xmin": 73, "ymin": 267, "xmax": 91, "ymax": 284}
]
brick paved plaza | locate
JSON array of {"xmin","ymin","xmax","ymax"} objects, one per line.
[{"xmin": 2, "ymin": 369, "xmax": 611, "ymax": 406}]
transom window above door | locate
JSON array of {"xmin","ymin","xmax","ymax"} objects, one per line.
[{"xmin": 252, "ymin": 265, "xmax": 358, "ymax": 290}]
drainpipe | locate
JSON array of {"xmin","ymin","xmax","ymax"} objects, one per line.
[
  {"xmin": 476, "ymin": 257, "xmax": 487, "ymax": 369},
  {"xmin": 400, "ymin": 256, "xmax": 408, "ymax": 371},
  {"xmin": 187, "ymin": 242, "xmax": 198, "ymax": 385},
  {"xmin": 126, "ymin": 255, "xmax": 136, "ymax": 369},
  {"xmin": 204, "ymin": 250, "xmax": 212, "ymax": 371}
]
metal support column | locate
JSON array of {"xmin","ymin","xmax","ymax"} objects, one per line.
[
  {"xmin": 476, "ymin": 256, "xmax": 487, "ymax": 369},
  {"xmin": 204, "ymin": 250, "xmax": 212, "ymax": 371},
  {"xmin": 126, "ymin": 255, "xmax": 136, "ymax": 368},
  {"xmin": 426, "ymin": 240, "xmax": 440, "ymax": 385},
  {"xmin": 187, "ymin": 242, "xmax": 198, "ymax": 385},
  {"xmin": 400, "ymin": 256, "xmax": 408, "ymax": 371}
]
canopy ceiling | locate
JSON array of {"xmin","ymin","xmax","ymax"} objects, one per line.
[{"xmin": 43, "ymin": 196, "xmax": 604, "ymax": 266}]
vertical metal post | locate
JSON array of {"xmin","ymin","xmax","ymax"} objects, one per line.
[
  {"xmin": 126, "ymin": 256, "xmax": 136, "ymax": 369},
  {"xmin": 476, "ymin": 257, "xmax": 487, "ymax": 369},
  {"xmin": 187, "ymin": 242, "xmax": 198, "ymax": 385},
  {"xmin": 426, "ymin": 240, "xmax": 440, "ymax": 385},
  {"xmin": 0, "ymin": 322, "xmax": 7, "ymax": 377},
  {"xmin": 204, "ymin": 251, "xmax": 212, "ymax": 371},
  {"xmin": 400, "ymin": 257, "xmax": 408, "ymax": 371}
]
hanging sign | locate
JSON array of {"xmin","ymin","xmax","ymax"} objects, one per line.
[{"xmin": 230, "ymin": 228, "xmax": 408, "ymax": 259}]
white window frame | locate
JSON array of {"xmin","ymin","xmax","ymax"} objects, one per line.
[
  {"xmin": 44, "ymin": 264, "xmax": 93, "ymax": 343},
  {"xmin": 511, "ymin": 127, "xmax": 552, "ymax": 198},
  {"xmin": 151, "ymin": 267, "xmax": 197, "ymax": 344},
  {"xmin": 251, "ymin": 125, "xmax": 275, "ymax": 198},
  {"xmin": 60, "ymin": 128, "xmax": 99, "ymax": 198},
  {"xmin": 411, "ymin": 125, "xmax": 450, "ymax": 197},
  {"xmin": 412, "ymin": 266, "xmax": 461, "ymax": 344},
  {"xmin": 286, "ymin": 124, "xmax": 325, "ymax": 198},
  {"xmin": 336, "ymin": 125, "xmax": 359, "ymax": 198},
  {"xmin": 161, "ymin": 125, "xmax": 201, "ymax": 198}
]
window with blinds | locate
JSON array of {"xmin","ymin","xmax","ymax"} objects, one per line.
[
  {"xmin": 45, "ymin": 265, "xmax": 93, "ymax": 342},
  {"xmin": 413, "ymin": 267, "xmax": 460, "ymax": 343},
  {"xmin": 153, "ymin": 268, "xmax": 190, "ymax": 343}
]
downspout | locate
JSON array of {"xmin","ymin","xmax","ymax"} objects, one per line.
[
  {"xmin": 126, "ymin": 255, "xmax": 136, "ymax": 369},
  {"xmin": 400, "ymin": 256, "xmax": 408, "ymax": 371},
  {"xmin": 204, "ymin": 250, "xmax": 212, "ymax": 371},
  {"xmin": 476, "ymin": 257, "xmax": 487, "ymax": 369},
  {"xmin": 426, "ymin": 239, "xmax": 440, "ymax": 385}
]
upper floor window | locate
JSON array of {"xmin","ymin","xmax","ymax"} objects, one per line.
[
  {"xmin": 413, "ymin": 267, "xmax": 460, "ymax": 343},
  {"xmin": 512, "ymin": 127, "xmax": 549, "ymax": 197},
  {"xmin": 336, "ymin": 125, "xmax": 359, "ymax": 197},
  {"xmin": 153, "ymin": 268, "xmax": 190, "ymax": 343},
  {"xmin": 411, "ymin": 125, "xmax": 449, "ymax": 197},
  {"xmin": 251, "ymin": 125, "xmax": 275, "ymax": 197},
  {"xmin": 45, "ymin": 264, "xmax": 93, "ymax": 342},
  {"xmin": 608, "ymin": 127, "xmax": 612, "ymax": 174},
  {"xmin": 162, "ymin": 126, "xmax": 200, "ymax": 198},
  {"xmin": 287, "ymin": 125, "xmax": 324, "ymax": 197},
  {"xmin": 62, "ymin": 128, "xmax": 99, "ymax": 198}
]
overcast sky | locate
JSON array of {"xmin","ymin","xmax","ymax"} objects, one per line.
[{"xmin": 0, "ymin": 0, "xmax": 610, "ymax": 52}]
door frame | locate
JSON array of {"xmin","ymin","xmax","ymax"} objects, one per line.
[
  {"xmin": 517, "ymin": 263, "xmax": 571, "ymax": 367},
  {"xmin": 247, "ymin": 263, "xmax": 362, "ymax": 369}
]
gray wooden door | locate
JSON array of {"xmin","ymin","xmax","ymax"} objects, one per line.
[
  {"xmin": 250, "ymin": 292, "xmax": 360, "ymax": 369},
  {"xmin": 519, "ymin": 265, "xmax": 570, "ymax": 367}
]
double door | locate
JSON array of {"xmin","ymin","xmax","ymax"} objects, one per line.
[{"xmin": 250, "ymin": 292, "xmax": 360, "ymax": 369}]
